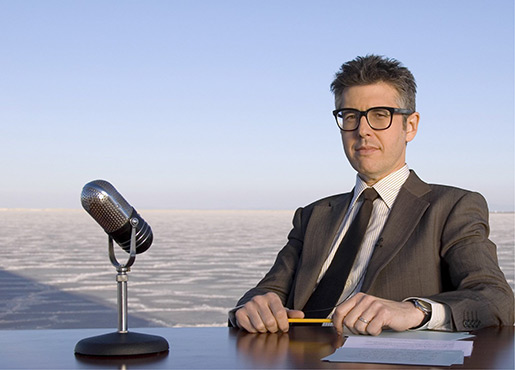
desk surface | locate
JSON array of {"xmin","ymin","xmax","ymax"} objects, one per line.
[{"xmin": 0, "ymin": 326, "xmax": 512, "ymax": 369}]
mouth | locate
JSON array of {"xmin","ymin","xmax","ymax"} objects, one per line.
[{"xmin": 355, "ymin": 145, "xmax": 379, "ymax": 155}]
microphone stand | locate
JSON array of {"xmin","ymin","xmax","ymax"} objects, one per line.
[
  {"xmin": 109, "ymin": 218, "xmax": 137, "ymax": 334},
  {"xmin": 74, "ymin": 218, "xmax": 169, "ymax": 357}
]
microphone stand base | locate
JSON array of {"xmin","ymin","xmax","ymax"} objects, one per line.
[{"xmin": 74, "ymin": 331, "xmax": 169, "ymax": 356}]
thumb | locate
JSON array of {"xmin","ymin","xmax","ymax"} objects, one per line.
[{"xmin": 286, "ymin": 309, "xmax": 305, "ymax": 319}]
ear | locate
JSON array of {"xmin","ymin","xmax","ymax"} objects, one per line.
[{"xmin": 405, "ymin": 112, "xmax": 419, "ymax": 143}]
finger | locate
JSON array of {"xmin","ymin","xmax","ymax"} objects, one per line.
[
  {"xmin": 347, "ymin": 297, "xmax": 387, "ymax": 335},
  {"xmin": 360, "ymin": 302, "xmax": 391, "ymax": 335},
  {"xmin": 345, "ymin": 309, "xmax": 372, "ymax": 335},
  {"xmin": 364, "ymin": 318, "xmax": 383, "ymax": 336},
  {"xmin": 354, "ymin": 315, "xmax": 373, "ymax": 335},
  {"xmin": 255, "ymin": 305, "xmax": 279, "ymax": 333},
  {"xmin": 235, "ymin": 308, "xmax": 260, "ymax": 333},
  {"xmin": 260, "ymin": 293, "xmax": 291, "ymax": 333},
  {"xmin": 274, "ymin": 309, "xmax": 304, "ymax": 333},
  {"xmin": 286, "ymin": 310, "xmax": 305, "ymax": 319},
  {"xmin": 355, "ymin": 297, "xmax": 396, "ymax": 335},
  {"xmin": 241, "ymin": 299, "xmax": 273, "ymax": 333},
  {"xmin": 354, "ymin": 311, "xmax": 385, "ymax": 336},
  {"xmin": 268, "ymin": 299, "xmax": 289, "ymax": 332},
  {"xmin": 332, "ymin": 295, "xmax": 361, "ymax": 335},
  {"xmin": 332, "ymin": 308, "xmax": 345, "ymax": 336},
  {"xmin": 342, "ymin": 294, "xmax": 375, "ymax": 334},
  {"xmin": 238, "ymin": 293, "xmax": 289, "ymax": 333}
]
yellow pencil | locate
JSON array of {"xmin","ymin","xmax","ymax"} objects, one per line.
[{"xmin": 288, "ymin": 318, "xmax": 332, "ymax": 323}]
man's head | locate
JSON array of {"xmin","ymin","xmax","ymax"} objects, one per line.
[{"xmin": 331, "ymin": 55, "xmax": 420, "ymax": 185}]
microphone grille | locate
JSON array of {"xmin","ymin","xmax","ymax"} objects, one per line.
[{"xmin": 81, "ymin": 180, "xmax": 133, "ymax": 233}]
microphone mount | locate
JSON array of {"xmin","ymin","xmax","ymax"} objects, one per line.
[
  {"xmin": 74, "ymin": 218, "xmax": 169, "ymax": 357},
  {"xmin": 109, "ymin": 217, "xmax": 138, "ymax": 334}
]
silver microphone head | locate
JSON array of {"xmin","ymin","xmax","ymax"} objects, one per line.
[
  {"xmin": 81, "ymin": 180, "xmax": 133, "ymax": 233},
  {"xmin": 81, "ymin": 180, "xmax": 153, "ymax": 254}
]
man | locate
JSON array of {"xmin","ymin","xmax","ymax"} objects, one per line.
[{"xmin": 229, "ymin": 55, "xmax": 514, "ymax": 336}]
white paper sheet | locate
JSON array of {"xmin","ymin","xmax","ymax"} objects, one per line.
[
  {"xmin": 324, "ymin": 347, "xmax": 464, "ymax": 366},
  {"xmin": 338, "ymin": 327, "xmax": 474, "ymax": 340},
  {"xmin": 323, "ymin": 334, "xmax": 473, "ymax": 366},
  {"xmin": 375, "ymin": 330, "xmax": 474, "ymax": 341},
  {"xmin": 343, "ymin": 336, "xmax": 473, "ymax": 356}
]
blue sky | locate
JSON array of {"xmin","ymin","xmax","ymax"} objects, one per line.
[{"xmin": 1, "ymin": 0, "xmax": 513, "ymax": 211}]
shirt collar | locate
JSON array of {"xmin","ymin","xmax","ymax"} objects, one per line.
[{"xmin": 351, "ymin": 165, "xmax": 410, "ymax": 209}]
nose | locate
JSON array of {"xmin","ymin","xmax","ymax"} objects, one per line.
[{"xmin": 357, "ymin": 115, "xmax": 373, "ymax": 137}]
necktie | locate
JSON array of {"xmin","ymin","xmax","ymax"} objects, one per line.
[{"xmin": 302, "ymin": 187, "xmax": 379, "ymax": 318}]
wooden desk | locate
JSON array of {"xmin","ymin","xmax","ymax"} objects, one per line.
[{"xmin": 0, "ymin": 326, "xmax": 512, "ymax": 369}]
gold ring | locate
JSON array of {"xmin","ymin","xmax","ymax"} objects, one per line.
[{"xmin": 358, "ymin": 317, "xmax": 369, "ymax": 324}]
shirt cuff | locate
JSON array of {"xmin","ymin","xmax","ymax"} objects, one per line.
[
  {"xmin": 228, "ymin": 305, "xmax": 244, "ymax": 327},
  {"xmin": 404, "ymin": 297, "xmax": 453, "ymax": 331}
]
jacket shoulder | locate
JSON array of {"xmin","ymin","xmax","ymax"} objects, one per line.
[
  {"xmin": 425, "ymin": 183, "xmax": 488, "ymax": 206},
  {"xmin": 302, "ymin": 192, "xmax": 351, "ymax": 210},
  {"xmin": 406, "ymin": 171, "xmax": 486, "ymax": 205}
]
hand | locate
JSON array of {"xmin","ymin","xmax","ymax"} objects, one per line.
[
  {"xmin": 235, "ymin": 292, "xmax": 305, "ymax": 333},
  {"xmin": 332, "ymin": 292, "xmax": 425, "ymax": 336}
]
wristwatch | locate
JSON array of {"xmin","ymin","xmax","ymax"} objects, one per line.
[{"xmin": 411, "ymin": 299, "xmax": 432, "ymax": 327}]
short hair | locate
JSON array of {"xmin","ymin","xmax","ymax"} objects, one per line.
[{"xmin": 330, "ymin": 55, "xmax": 417, "ymax": 112}]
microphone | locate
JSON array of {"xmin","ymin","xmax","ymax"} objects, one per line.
[
  {"xmin": 81, "ymin": 180, "xmax": 153, "ymax": 254},
  {"xmin": 75, "ymin": 180, "xmax": 168, "ymax": 356}
]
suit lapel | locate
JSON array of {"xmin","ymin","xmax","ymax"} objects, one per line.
[
  {"xmin": 293, "ymin": 194, "xmax": 352, "ymax": 309},
  {"xmin": 361, "ymin": 171, "xmax": 431, "ymax": 292}
]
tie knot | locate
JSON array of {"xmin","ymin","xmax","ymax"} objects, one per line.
[{"xmin": 362, "ymin": 187, "xmax": 379, "ymax": 202}]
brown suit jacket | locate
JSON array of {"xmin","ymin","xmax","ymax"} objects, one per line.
[{"xmin": 236, "ymin": 171, "xmax": 514, "ymax": 331}]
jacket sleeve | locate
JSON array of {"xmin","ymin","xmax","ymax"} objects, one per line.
[
  {"xmin": 428, "ymin": 191, "xmax": 514, "ymax": 330},
  {"xmin": 235, "ymin": 206, "xmax": 306, "ymax": 307}
]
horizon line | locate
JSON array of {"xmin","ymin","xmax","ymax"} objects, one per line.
[
  {"xmin": 1, "ymin": 208, "xmax": 514, "ymax": 214},
  {"xmin": 0, "ymin": 207, "xmax": 298, "ymax": 212}
]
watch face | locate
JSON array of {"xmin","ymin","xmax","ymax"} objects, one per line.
[{"xmin": 416, "ymin": 300, "xmax": 432, "ymax": 312}]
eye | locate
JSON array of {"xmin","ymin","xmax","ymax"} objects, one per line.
[
  {"xmin": 342, "ymin": 112, "xmax": 357, "ymax": 121},
  {"xmin": 371, "ymin": 109, "xmax": 390, "ymax": 119}
]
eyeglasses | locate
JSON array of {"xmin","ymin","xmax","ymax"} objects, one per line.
[{"xmin": 333, "ymin": 106, "xmax": 414, "ymax": 131}]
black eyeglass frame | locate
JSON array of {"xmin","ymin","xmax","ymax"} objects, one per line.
[{"xmin": 332, "ymin": 106, "xmax": 414, "ymax": 131}]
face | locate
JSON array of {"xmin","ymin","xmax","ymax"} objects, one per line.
[{"xmin": 337, "ymin": 82, "xmax": 419, "ymax": 185}]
